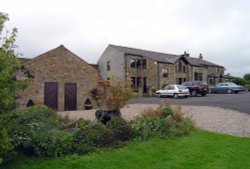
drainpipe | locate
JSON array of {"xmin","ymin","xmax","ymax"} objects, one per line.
[{"xmin": 157, "ymin": 62, "xmax": 160, "ymax": 89}]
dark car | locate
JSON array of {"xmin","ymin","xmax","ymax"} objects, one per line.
[
  {"xmin": 209, "ymin": 82, "xmax": 245, "ymax": 94},
  {"xmin": 182, "ymin": 81, "xmax": 208, "ymax": 96}
]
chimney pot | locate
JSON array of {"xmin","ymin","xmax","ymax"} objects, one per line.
[
  {"xmin": 184, "ymin": 51, "xmax": 190, "ymax": 57},
  {"xmin": 199, "ymin": 53, "xmax": 203, "ymax": 59}
]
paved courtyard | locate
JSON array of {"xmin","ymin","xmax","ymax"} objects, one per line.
[
  {"xmin": 128, "ymin": 92, "xmax": 250, "ymax": 115},
  {"xmin": 59, "ymin": 92, "xmax": 250, "ymax": 137}
]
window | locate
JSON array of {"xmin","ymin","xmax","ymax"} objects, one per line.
[
  {"xmin": 130, "ymin": 58, "xmax": 147, "ymax": 69},
  {"xmin": 131, "ymin": 77, "xmax": 141, "ymax": 87},
  {"xmin": 162, "ymin": 68, "xmax": 169, "ymax": 77},
  {"xmin": 194, "ymin": 72, "xmax": 203, "ymax": 81},
  {"xmin": 178, "ymin": 62, "xmax": 182, "ymax": 72},
  {"xmin": 141, "ymin": 59, "xmax": 147, "ymax": 69},
  {"xmin": 130, "ymin": 59, "xmax": 137, "ymax": 68},
  {"xmin": 194, "ymin": 72, "xmax": 199, "ymax": 81},
  {"xmin": 107, "ymin": 61, "xmax": 111, "ymax": 71},
  {"xmin": 183, "ymin": 66, "xmax": 186, "ymax": 73},
  {"xmin": 169, "ymin": 85, "xmax": 175, "ymax": 90},
  {"xmin": 199, "ymin": 73, "xmax": 203, "ymax": 81}
]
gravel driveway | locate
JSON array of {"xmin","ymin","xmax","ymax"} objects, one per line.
[{"xmin": 59, "ymin": 104, "xmax": 250, "ymax": 137}]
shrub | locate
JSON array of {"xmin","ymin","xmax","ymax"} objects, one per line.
[
  {"xmin": 168, "ymin": 105, "xmax": 195, "ymax": 136},
  {"xmin": 154, "ymin": 102, "xmax": 173, "ymax": 118},
  {"xmin": 171, "ymin": 106, "xmax": 184, "ymax": 122},
  {"xmin": 0, "ymin": 113, "xmax": 16, "ymax": 166},
  {"xmin": 73, "ymin": 123, "xmax": 114, "ymax": 154},
  {"xmin": 162, "ymin": 106, "xmax": 174, "ymax": 117},
  {"xmin": 77, "ymin": 119, "xmax": 91, "ymax": 128},
  {"xmin": 130, "ymin": 116, "xmax": 171, "ymax": 140},
  {"xmin": 0, "ymin": 128, "xmax": 15, "ymax": 166},
  {"xmin": 106, "ymin": 117, "xmax": 136, "ymax": 141},
  {"xmin": 93, "ymin": 78, "xmax": 136, "ymax": 111},
  {"xmin": 31, "ymin": 129, "xmax": 74, "ymax": 157},
  {"xmin": 142, "ymin": 107, "xmax": 163, "ymax": 117},
  {"xmin": 132, "ymin": 105, "xmax": 194, "ymax": 139},
  {"xmin": 9, "ymin": 105, "xmax": 71, "ymax": 157},
  {"xmin": 170, "ymin": 118, "xmax": 194, "ymax": 136}
]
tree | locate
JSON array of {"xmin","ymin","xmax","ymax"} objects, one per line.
[
  {"xmin": 0, "ymin": 12, "xmax": 26, "ymax": 114},
  {"xmin": 232, "ymin": 77, "xmax": 247, "ymax": 86},
  {"xmin": 243, "ymin": 73, "xmax": 250, "ymax": 82}
]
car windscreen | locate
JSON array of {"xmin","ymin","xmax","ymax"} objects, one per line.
[
  {"xmin": 228, "ymin": 83, "xmax": 238, "ymax": 87},
  {"xmin": 197, "ymin": 82, "xmax": 208, "ymax": 86}
]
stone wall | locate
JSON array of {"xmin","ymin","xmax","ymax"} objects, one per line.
[{"xmin": 16, "ymin": 45, "xmax": 99, "ymax": 111}]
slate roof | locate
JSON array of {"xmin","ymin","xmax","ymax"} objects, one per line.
[
  {"xmin": 184, "ymin": 56, "xmax": 224, "ymax": 68},
  {"xmin": 109, "ymin": 44, "xmax": 180, "ymax": 64},
  {"xmin": 109, "ymin": 44, "xmax": 224, "ymax": 68}
]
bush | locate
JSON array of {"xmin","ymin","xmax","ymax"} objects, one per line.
[
  {"xmin": 106, "ymin": 117, "xmax": 136, "ymax": 141},
  {"xmin": 130, "ymin": 116, "xmax": 171, "ymax": 140},
  {"xmin": 0, "ymin": 128, "xmax": 15, "ymax": 166},
  {"xmin": 170, "ymin": 118, "xmax": 194, "ymax": 136},
  {"xmin": 73, "ymin": 123, "xmax": 114, "ymax": 154},
  {"xmin": 0, "ymin": 114, "xmax": 16, "ymax": 166},
  {"xmin": 31, "ymin": 129, "xmax": 73, "ymax": 157},
  {"xmin": 77, "ymin": 119, "xmax": 91, "ymax": 128},
  {"xmin": 142, "ymin": 107, "xmax": 163, "ymax": 117},
  {"xmin": 162, "ymin": 106, "xmax": 174, "ymax": 117},
  {"xmin": 9, "ymin": 105, "xmax": 71, "ymax": 157}
]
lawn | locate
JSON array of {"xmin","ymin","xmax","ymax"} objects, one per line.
[{"xmin": 5, "ymin": 129, "xmax": 250, "ymax": 169}]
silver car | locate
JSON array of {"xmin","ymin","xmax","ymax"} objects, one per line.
[
  {"xmin": 156, "ymin": 85, "xmax": 190, "ymax": 98},
  {"xmin": 209, "ymin": 82, "xmax": 245, "ymax": 94}
]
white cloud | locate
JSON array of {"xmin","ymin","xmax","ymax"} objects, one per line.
[{"xmin": 1, "ymin": 0, "xmax": 250, "ymax": 77}]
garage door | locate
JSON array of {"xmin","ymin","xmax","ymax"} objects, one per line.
[
  {"xmin": 44, "ymin": 82, "xmax": 58, "ymax": 109},
  {"xmin": 64, "ymin": 83, "xmax": 77, "ymax": 110}
]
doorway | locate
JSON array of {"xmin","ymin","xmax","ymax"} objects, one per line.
[
  {"xmin": 44, "ymin": 82, "xmax": 58, "ymax": 109},
  {"xmin": 64, "ymin": 83, "xmax": 77, "ymax": 111}
]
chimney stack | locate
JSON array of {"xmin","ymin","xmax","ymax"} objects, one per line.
[
  {"xmin": 184, "ymin": 51, "xmax": 190, "ymax": 57},
  {"xmin": 199, "ymin": 53, "xmax": 203, "ymax": 59}
]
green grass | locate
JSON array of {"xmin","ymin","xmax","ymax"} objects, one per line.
[{"xmin": 5, "ymin": 129, "xmax": 250, "ymax": 169}]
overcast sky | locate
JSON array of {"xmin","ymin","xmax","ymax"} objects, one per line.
[{"xmin": 1, "ymin": 0, "xmax": 250, "ymax": 77}]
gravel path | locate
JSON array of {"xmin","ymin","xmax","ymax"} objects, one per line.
[{"xmin": 59, "ymin": 104, "xmax": 250, "ymax": 137}]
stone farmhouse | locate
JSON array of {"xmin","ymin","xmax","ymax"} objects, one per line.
[
  {"xmin": 16, "ymin": 44, "xmax": 227, "ymax": 110},
  {"xmin": 16, "ymin": 45, "xmax": 99, "ymax": 111},
  {"xmin": 98, "ymin": 45, "xmax": 225, "ymax": 96}
]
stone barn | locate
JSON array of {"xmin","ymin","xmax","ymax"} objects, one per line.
[{"xmin": 16, "ymin": 45, "xmax": 99, "ymax": 111}]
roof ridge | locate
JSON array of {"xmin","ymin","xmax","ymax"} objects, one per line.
[{"xmin": 109, "ymin": 44, "xmax": 180, "ymax": 56}]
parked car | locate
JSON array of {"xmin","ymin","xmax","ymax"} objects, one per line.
[
  {"xmin": 155, "ymin": 85, "xmax": 189, "ymax": 98},
  {"xmin": 209, "ymin": 82, "xmax": 245, "ymax": 94},
  {"xmin": 182, "ymin": 81, "xmax": 208, "ymax": 96}
]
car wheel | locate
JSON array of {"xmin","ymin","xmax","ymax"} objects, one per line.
[
  {"xmin": 227, "ymin": 89, "xmax": 232, "ymax": 94},
  {"xmin": 173, "ymin": 94, "xmax": 178, "ymax": 99},
  {"xmin": 191, "ymin": 90, "xmax": 197, "ymax": 96},
  {"xmin": 201, "ymin": 93, "xmax": 207, "ymax": 96},
  {"xmin": 157, "ymin": 93, "xmax": 162, "ymax": 98}
]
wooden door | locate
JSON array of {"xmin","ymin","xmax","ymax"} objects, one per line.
[
  {"xmin": 44, "ymin": 82, "xmax": 58, "ymax": 109},
  {"xmin": 64, "ymin": 83, "xmax": 77, "ymax": 110}
]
